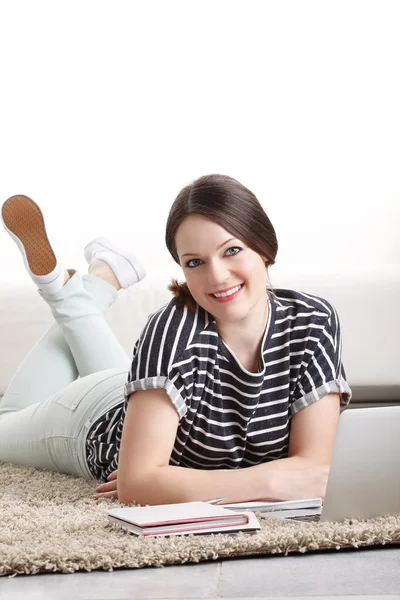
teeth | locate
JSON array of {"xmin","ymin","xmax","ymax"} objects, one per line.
[{"xmin": 213, "ymin": 285, "xmax": 241, "ymax": 298}]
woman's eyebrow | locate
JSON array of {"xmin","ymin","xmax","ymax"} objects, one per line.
[{"xmin": 180, "ymin": 237, "xmax": 236, "ymax": 259}]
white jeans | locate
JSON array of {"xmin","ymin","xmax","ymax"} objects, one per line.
[{"xmin": 0, "ymin": 271, "xmax": 131, "ymax": 480}]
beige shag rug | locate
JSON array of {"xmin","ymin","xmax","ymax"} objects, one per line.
[{"xmin": 1, "ymin": 461, "xmax": 400, "ymax": 578}]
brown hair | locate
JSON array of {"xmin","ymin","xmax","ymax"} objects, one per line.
[{"xmin": 165, "ymin": 174, "xmax": 279, "ymax": 311}]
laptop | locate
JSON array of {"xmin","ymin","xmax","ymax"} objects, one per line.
[
  {"xmin": 224, "ymin": 406, "xmax": 400, "ymax": 523},
  {"xmin": 318, "ymin": 405, "xmax": 400, "ymax": 522}
]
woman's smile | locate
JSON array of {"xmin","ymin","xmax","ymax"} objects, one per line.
[{"xmin": 208, "ymin": 283, "xmax": 244, "ymax": 303}]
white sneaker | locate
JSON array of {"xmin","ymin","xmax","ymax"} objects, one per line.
[
  {"xmin": 84, "ymin": 237, "xmax": 146, "ymax": 289},
  {"xmin": 1, "ymin": 195, "xmax": 65, "ymax": 295}
]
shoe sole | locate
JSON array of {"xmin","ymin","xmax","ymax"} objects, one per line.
[{"xmin": 2, "ymin": 195, "xmax": 56, "ymax": 276}]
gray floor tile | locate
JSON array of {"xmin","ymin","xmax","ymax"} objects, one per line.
[
  {"xmin": 0, "ymin": 561, "xmax": 220, "ymax": 599},
  {"xmin": 206, "ymin": 597, "xmax": 400, "ymax": 600},
  {"xmin": 2, "ymin": 549, "xmax": 400, "ymax": 599},
  {"xmin": 218, "ymin": 547, "xmax": 400, "ymax": 596}
]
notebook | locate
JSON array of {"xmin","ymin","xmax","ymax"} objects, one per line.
[
  {"xmin": 106, "ymin": 501, "xmax": 261, "ymax": 536},
  {"xmin": 222, "ymin": 498, "xmax": 322, "ymax": 520}
]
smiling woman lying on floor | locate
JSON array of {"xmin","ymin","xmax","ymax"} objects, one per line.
[{"xmin": 0, "ymin": 174, "xmax": 352, "ymax": 506}]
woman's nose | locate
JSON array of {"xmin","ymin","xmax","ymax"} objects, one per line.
[{"xmin": 206, "ymin": 260, "xmax": 230, "ymax": 288}]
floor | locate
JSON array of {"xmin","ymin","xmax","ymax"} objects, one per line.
[{"xmin": 1, "ymin": 546, "xmax": 400, "ymax": 599}]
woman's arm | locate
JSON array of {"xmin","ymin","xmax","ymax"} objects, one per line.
[
  {"xmin": 115, "ymin": 390, "xmax": 340, "ymax": 506},
  {"xmin": 287, "ymin": 392, "xmax": 341, "ymax": 464}
]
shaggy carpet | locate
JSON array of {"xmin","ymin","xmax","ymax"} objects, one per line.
[{"xmin": 1, "ymin": 461, "xmax": 400, "ymax": 578}]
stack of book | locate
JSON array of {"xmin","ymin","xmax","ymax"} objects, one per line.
[{"xmin": 107, "ymin": 501, "xmax": 261, "ymax": 537}]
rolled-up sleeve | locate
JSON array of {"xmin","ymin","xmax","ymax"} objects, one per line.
[{"xmin": 290, "ymin": 302, "xmax": 352, "ymax": 416}]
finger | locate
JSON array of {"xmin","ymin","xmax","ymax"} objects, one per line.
[
  {"xmin": 96, "ymin": 481, "xmax": 117, "ymax": 493},
  {"xmin": 107, "ymin": 470, "xmax": 118, "ymax": 481},
  {"xmin": 93, "ymin": 490, "xmax": 119, "ymax": 500}
]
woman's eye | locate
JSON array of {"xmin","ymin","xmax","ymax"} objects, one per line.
[
  {"xmin": 186, "ymin": 258, "xmax": 202, "ymax": 268},
  {"xmin": 226, "ymin": 246, "xmax": 242, "ymax": 256}
]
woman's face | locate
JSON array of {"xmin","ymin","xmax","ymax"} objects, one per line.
[{"xmin": 175, "ymin": 214, "xmax": 268, "ymax": 325}]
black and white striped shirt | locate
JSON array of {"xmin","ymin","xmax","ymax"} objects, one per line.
[{"xmin": 85, "ymin": 287, "xmax": 352, "ymax": 481}]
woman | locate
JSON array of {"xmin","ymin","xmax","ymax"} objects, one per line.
[{"xmin": 0, "ymin": 175, "xmax": 352, "ymax": 506}]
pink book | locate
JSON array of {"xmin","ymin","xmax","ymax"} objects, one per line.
[{"xmin": 106, "ymin": 501, "xmax": 261, "ymax": 537}]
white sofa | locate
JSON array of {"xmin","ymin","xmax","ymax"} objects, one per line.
[{"xmin": 1, "ymin": 265, "xmax": 399, "ymax": 405}]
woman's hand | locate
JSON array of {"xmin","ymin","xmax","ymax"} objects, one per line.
[
  {"xmin": 93, "ymin": 470, "xmax": 118, "ymax": 500},
  {"xmin": 272, "ymin": 464, "xmax": 330, "ymax": 501}
]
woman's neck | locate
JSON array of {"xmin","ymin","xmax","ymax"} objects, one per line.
[{"xmin": 216, "ymin": 295, "xmax": 269, "ymax": 357}]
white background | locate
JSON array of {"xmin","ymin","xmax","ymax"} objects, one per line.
[{"xmin": 0, "ymin": 0, "xmax": 399, "ymax": 282}]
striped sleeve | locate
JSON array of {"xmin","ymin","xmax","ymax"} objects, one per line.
[
  {"xmin": 290, "ymin": 301, "xmax": 352, "ymax": 415},
  {"xmin": 123, "ymin": 301, "xmax": 192, "ymax": 420}
]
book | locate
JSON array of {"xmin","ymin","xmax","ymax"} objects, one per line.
[
  {"xmin": 220, "ymin": 497, "xmax": 322, "ymax": 520},
  {"xmin": 106, "ymin": 501, "xmax": 261, "ymax": 537}
]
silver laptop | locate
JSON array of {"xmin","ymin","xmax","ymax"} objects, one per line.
[{"xmin": 307, "ymin": 406, "xmax": 400, "ymax": 522}]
